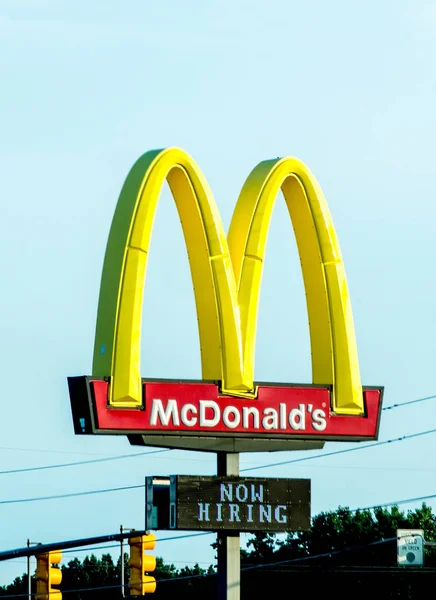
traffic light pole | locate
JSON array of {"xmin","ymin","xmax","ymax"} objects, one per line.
[
  {"xmin": 0, "ymin": 531, "xmax": 151, "ymax": 562},
  {"xmin": 217, "ymin": 452, "xmax": 240, "ymax": 600}
]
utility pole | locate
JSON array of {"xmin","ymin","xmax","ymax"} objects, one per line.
[
  {"xmin": 26, "ymin": 539, "xmax": 42, "ymax": 600},
  {"xmin": 120, "ymin": 525, "xmax": 134, "ymax": 597},
  {"xmin": 27, "ymin": 539, "xmax": 31, "ymax": 600},
  {"xmin": 217, "ymin": 452, "xmax": 240, "ymax": 600},
  {"xmin": 120, "ymin": 526, "xmax": 125, "ymax": 598}
]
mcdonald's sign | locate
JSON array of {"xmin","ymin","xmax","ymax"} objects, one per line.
[{"xmin": 68, "ymin": 148, "xmax": 383, "ymax": 452}]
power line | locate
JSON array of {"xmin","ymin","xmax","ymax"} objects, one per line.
[
  {"xmin": 382, "ymin": 394, "xmax": 436, "ymax": 411},
  {"xmin": 0, "ymin": 531, "xmax": 212, "ymax": 564},
  {"xmin": 2, "ymin": 493, "xmax": 433, "ymax": 586},
  {"xmin": 159, "ymin": 532, "xmax": 211, "ymax": 542},
  {"xmin": 0, "ymin": 537, "xmax": 399, "ymax": 599},
  {"xmin": 244, "ymin": 533, "xmax": 436, "ymax": 578},
  {"xmin": 0, "ymin": 446, "xmax": 208, "ymax": 463},
  {"xmin": 357, "ymin": 493, "xmax": 436, "ymax": 512},
  {"xmin": 25, "ymin": 492, "xmax": 436, "ymax": 557},
  {"xmin": 62, "ymin": 543, "xmax": 120, "ymax": 554},
  {"xmin": 63, "ymin": 532, "xmax": 212, "ymax": 553},
  {"xmin": 0, "ymin": 498, "xmax": 432, "ymax": 589},
  {"xmin": 2, "ymin": 423, "xmax": 436, "ymax": 505},
  {"xmin": 0, "ymin": 446, "xmax": 115, "ymax": 456},
  {"xmin": 59, "ymin": 493, "xmax": 436, "ymax": 561},
  {"xmin": 0, "ymin": 484, "xmax": 144, "ymax": 505},
  {"xmin": 252, "ymin": 463, "xmax": 436, "ymax": 472},
  {"xmin": 0, "ymin": 390, "xmax": 431, "ymax": 467},
  {"xmin": 0, "ymin": 449, "xmax": 170, "ymax": 476},
  {"xmin": 0, "ymin": 391, "xmax": 432, "ymax": 477},
  {"xmin": 241, "ymin": 536, "xmax": 396, "ymax": 572},
  {"xmin": 241, "ymin": 426, "xmax": 436, "ymax": 472}
]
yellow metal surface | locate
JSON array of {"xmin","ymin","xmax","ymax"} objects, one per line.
[
  {"xmin": 35, "ymin": 550, "xmax": 63, "ymax": 600},
  {"xmin": 142, "ymin": 533, "xmax": 156, "ymax": 550},
  {"xmin": 129, "ymin": 535, "xmax": 157, "ymax": 595},
  {"xmin": 93, "ymin": 148, "xmax": 363, "ymax": 415},
  {"xmin": 143, "ymin": 555, "xmax": 156, "ymax": 571},
  {"xmin": 143, "ymin": 576, "xmax": 157, "ymax": 594}
]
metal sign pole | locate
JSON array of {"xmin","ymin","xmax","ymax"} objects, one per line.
[{"xmin": 217, "ymin": 452, "xmax": 240, "ymax": 600}]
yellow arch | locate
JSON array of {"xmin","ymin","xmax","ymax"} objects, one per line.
[
  {"xmin": 92, "ymin": 147, "xmax": 363, "ymax": 415},
  {"xmin": 229, "ymin": 158, "xmax": 361, "ymax": 415}
]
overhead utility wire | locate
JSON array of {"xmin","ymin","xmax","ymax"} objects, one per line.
[
  {"xmin": 241, "ymin": 425, "xmax": 436, "ymax": 472},
  {"xmin": 0, "ymin": 484, "xmax": 144, "ymax": 505},
  {"xmin": 5, "ymin": 490, "xmax": 432, "ymax": 573},
  {"xmin": 0, "ymin": 392, "xmax": 433, "ymax": 476},
  {"xmin": 241, "ymin": 536, "xmax": 396, "ymax": 572},
  {"xmin": 0, "ymin": 448, "xmax": 170, "ymax": 475},
  {"xmin": 11, "ymin": 494, "xmax": 432, "ymax": 567},
  {"xmin": 2, "ymin": 423, "xmax": 436, "ymax": 505},
  {"xmin": 356, "ymin": 492, "xmax": 436, "ymax": 512},
  {"xmin": 0, "ymin": 537, "xmax": 398, "ymax": 599},
  {"xmin": 59, "ymin": 493, "xmax": 436, "ymax": 558},
  {"xmin": 0, "ymin": 531, "xmax": 212, "ymax": 562},
  {"xmin": 63, "ymin": 533, "xmax": 213, "ymax": 557},
  {"xmin": 382, "ymin": 393, "xmax": 436, "ymax": 411}
]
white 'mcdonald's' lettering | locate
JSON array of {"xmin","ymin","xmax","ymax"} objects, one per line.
[
  {"xmin": 149, "ymin": 398, "xmax": 328, "ymax": 433},
  {"xmin": 199, "ymin": 400, "xmax": 220, "ymax": 427},
  {"xmin": 180, "ymin": 403, "xmax": 197, "ymax": 427},
  {"xmin": 150, "ymin": 399, "xmax": 180, "ymax": 426}
]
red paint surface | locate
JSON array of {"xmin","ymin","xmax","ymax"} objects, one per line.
[{"xmin": 91, "ymin": 380, "xmax": 381, "ymax": 439}]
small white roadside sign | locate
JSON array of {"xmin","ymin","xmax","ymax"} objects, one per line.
[{"xmin": 397, "ymin": 529, "xmax": 424, "ymax": 566}]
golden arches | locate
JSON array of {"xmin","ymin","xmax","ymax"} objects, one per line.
[{"xmin": 92, "ymin": 148, "xmax": 363, "ymax": 415}]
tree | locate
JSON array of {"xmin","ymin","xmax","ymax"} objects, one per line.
[
  {"xmin": 241, "ymin": 532, "xmax": 278, "ymax": 566},
  {"xmin": 241, "ymin": 503, "xmax": 436, "ymax": 568},
  {"xmin": 2, "ymin": 504, "xmax": 435, "ymax": 597},
  {"xmin": 0, "ymin": 550, "xmax": 215, "ymax": 598},
  {"xmin": 0, "ymin": 574, "xmax": 27, "ymax": 598}
]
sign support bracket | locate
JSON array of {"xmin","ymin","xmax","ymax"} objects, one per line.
[{"xmin": 217, "ymin": 452, "xmax": 240, "ymax": 600}]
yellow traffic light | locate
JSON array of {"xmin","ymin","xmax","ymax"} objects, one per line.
[
  {"xmin": 129, "ymin": 533, "xmax": 156, "ymax": 595},
  {"xmin": 35, "ymin": 550, "xmax": 62, "ymax": 600}
]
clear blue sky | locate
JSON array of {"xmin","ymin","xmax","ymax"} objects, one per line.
[{"xmin": 1, "ymin": 0, "xmax": 436, "ymax": 586}]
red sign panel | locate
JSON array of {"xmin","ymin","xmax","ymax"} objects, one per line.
[{"xmin": 84, "ymin": 379, "xmax": 382, "ymax": 439}]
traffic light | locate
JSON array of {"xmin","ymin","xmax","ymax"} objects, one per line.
[
  {"xmin": 129, "ymin": 533, "xmax": 156, "ymax": 595},
  {"xmin": 35, "ymin": 550, "xmax": 62, "ymax": 600}
]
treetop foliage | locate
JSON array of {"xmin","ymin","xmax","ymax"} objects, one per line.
[{"xmin": 1, "ymin": 503, "xmax": 435, "ymax": 598}]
